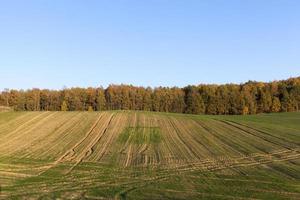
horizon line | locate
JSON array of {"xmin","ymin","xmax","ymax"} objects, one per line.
[{"xmin": 1, "ymin": 76, "xmax": 299, "ymax": 92}]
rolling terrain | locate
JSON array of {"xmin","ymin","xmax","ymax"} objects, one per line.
[{"xmin": 0, "ymin": 111, "xmax": 299, "ymax": 199}]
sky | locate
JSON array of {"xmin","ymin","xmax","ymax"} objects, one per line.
[{"xmin": 0, "ymin": 0, "xmax": 299, "ymax": 90}]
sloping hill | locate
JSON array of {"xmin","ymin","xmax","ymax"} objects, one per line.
[{"xmin": 0, "ymin": 111, "xmax": 299, "ymax": 199}]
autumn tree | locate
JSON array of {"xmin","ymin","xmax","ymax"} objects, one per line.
[
  {"xmin": 40, "ymin": 90, "xmax": 50, "ymax": 111},
  {"xmin": 61, "ymin": 100, "xmax": 68, "ymax": 111},
  {"xmin": 241, "ymin": 83, "xmax": 257, "ymax": 114},
  {"xmin": 88, "ymin": 105, "xmax": 94, "ymax": 111},
  {"xmin": 25, "ymin": 89, "xmax": 40, "ymax": 111},
  {"xmin": 271, "ymin": 97, "xmax": 281, "ymax": 112},
  {"xmin": 96, "ymin": 88, "xmax": 106, "ymax": 111},
  {"xmin": 185, "ymin": 86, "xmax": 205, "ymax": 114},
  {"xmin": 86, "ymin": 87, "xmax": 97, "ymax": 111},
  {"xmin": 1, "ymin": 77, "xmax": 300, "ymax": 115},
  {"xmin": 142, "ymin": 87, "xmax": 152, "ymax": 111},
  {"xmin": 171, "ymin": 88, "xmax": 186, "ymax": 113}
]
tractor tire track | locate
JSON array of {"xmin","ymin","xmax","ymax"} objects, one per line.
[
  {"xmin": 65, "ymin": 113, "xmax": 115, "ymax": 173},
  {"xmin": 217, "ymin": 119, "xmax": 295, "ymax": 151}
]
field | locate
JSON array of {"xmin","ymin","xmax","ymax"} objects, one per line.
[{"xmin": 0, "ymin": 111, "xmax": 299, "ymax": 199}]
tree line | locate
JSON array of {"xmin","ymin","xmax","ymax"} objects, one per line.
[{"xmin": 0, "ymin": 77, "xmax": 299, "ymax": 115}]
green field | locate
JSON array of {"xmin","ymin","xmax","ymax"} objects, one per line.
[{"xmin": 0, "ymin": 111, "xmax": 299, "ymax": 199}]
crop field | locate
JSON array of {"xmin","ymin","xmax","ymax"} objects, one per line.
[{"xmin": 0, "ymin": 111, "xmax": 299, "ymax": 199}]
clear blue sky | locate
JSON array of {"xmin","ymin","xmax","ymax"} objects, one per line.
[{"xmin": 0, "ymin": 0, "xmax": 299, "ymax": 90}]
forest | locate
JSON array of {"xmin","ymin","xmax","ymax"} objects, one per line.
[{"xmin": 0, "ymin": 77, "xmax": 299, "ymax": 115}]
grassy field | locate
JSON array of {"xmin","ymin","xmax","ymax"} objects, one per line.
[{"xmin": 0, "ymin": 111, "xmax": 299, "ymax": 199}]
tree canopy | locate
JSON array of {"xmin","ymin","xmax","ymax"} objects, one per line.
[{"xmin": 1, "ymin": 77, "xmax": 300, "ymax": 115}]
